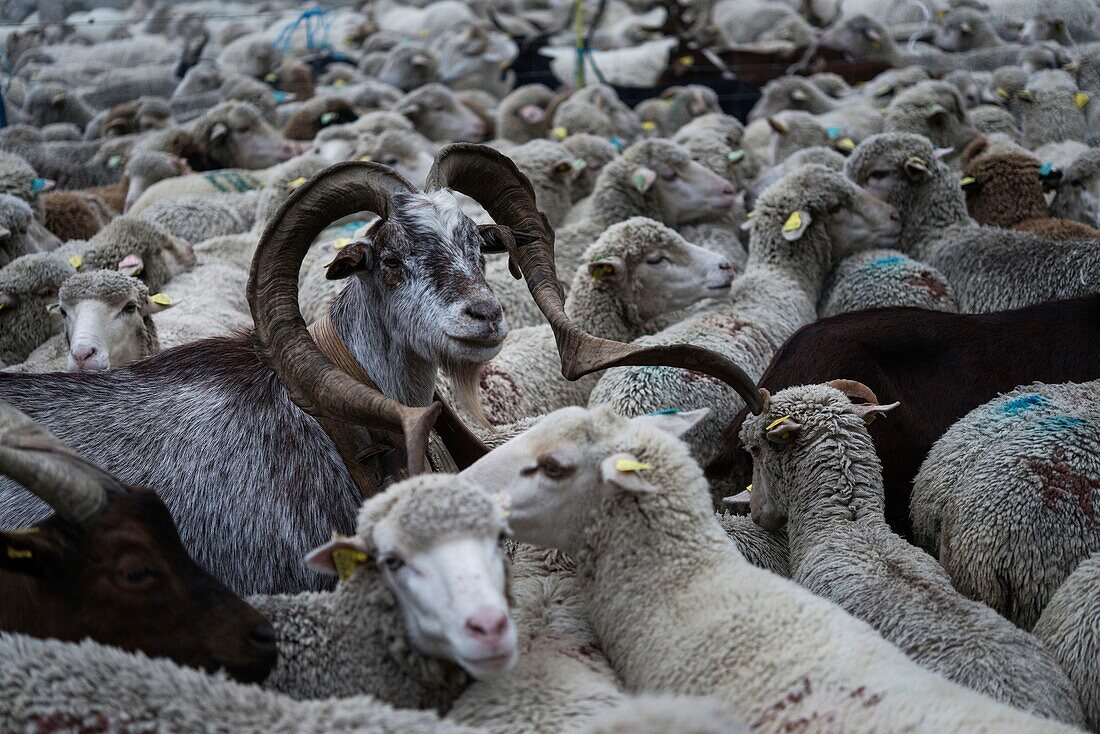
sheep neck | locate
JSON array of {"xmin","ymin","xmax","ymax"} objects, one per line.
[
  {"xmin": 784, "ymin": 429, "xmax": 887, "ymax": 573},
  {"xmin": 897, "ymin": 177, "xmax": 971, "ymax": 258},
  {"xmin": 330, "ymin": 278, "xmax": 437, "ymax": 408},
  {"xmin": 564, "ymin": 278, "xmax": 639, "ymax": 343},
  {"xmin": 589, "ymin": 167, "xmax": 662, "ymax": 228}
]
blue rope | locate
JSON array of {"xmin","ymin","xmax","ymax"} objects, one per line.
[{"xmin": 272, "ymin": 6, "xmax": 333, "ymax": 54}]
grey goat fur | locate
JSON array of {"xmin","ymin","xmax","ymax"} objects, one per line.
[{"xmin": 741, "ymin": 383, "xmax": 1086, "ymax": 727}]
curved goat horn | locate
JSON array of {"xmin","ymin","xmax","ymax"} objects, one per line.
[
  {"xmin": 824, "ymin": 379, "xmax": 880, "ymax": 405},
  {"xmin": 247, "ymin": 161, "xmax": 441, "ymax": 476},
  {"xmin": 0, "ymin": 402, "xmax": 116, "ymax": 524},
  {"xmin": 427, "ymin": 143, "xmax": 765, "ymax": 415}
]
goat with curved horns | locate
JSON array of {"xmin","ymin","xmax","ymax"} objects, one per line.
[{"xmin": 0, "ymin": 402, "xmax": 277, "ymax": 683}]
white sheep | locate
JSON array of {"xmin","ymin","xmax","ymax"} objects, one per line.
[
  {"xmin": 460, "ymin": 405, "xmax": 1078, "ymax": 733},
  {"xmin": 740, "ymin": 381, "xmax": 1086, "ymax": 727}
]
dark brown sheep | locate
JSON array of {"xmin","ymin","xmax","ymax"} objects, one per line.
[
  {"xmin": 961, "ymin": 137, "xmax": 1100, "ymax": 239},
  {"xmin": 41, "ymin": 191, "xmax": 114, "ymax": 241},
  {"xmin": 282, "ymin": 97, "xmax": 359, "ymax": 141}
]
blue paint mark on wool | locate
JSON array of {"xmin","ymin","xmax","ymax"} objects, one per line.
[
  {"xmin": 868, "ymin": 256, "xmax": 905, "ymax": 268},
  {"xmin": 1001, "ymin": 394, "xmax": 1048, "ymax": 415},
  {"xmin": 1037, "ymin": 415, "xmax": 1084, "ymax": 431}
]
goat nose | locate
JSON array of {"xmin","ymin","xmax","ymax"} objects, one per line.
[
  {"xmin": 465, "ymin": 299, "xmax": 502, "ymax": 323},
  {"xmin": 465, "ymin": 608, "xmax": 509, "ymax": 642},
  {"xmin": 247, "ymin": 624, "xmax": 278, "ymax": 653},
  {"xmin": 71, "ymin": 344, "xmax": 97, "ymax": 366}
]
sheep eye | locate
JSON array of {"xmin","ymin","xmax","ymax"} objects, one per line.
[
  {"xmin": 381, "ymin": 156, "xmax": 399, "ymax": 165},
  {"xmin": 645, "ymin": 253, "xmax": 671, "ymax": 265},
  {"xmin": 827, "ymin": 202, "xmax": 843, "ymax": 214},
  {"xmin": 36, "ymin": 287, "xmax": 56, "ymax": 298},
  {"xmin": 538, "ymin": 457, "xmax": 573, "ymax": 480},
  {"xmin": 382, "ymin": 555, "xmax": 404, "ymax": 572},
  {"xmin": 1072, "ymin": 179, "xmax": 1084, "ymax": 188},
  {"xmin": 661, "ymin": 170, "xmax": 679, "ymax": 181},
  {"xmin": 868, "ymin": 170, "xmax": 891, "ymax": 181},
  {"xmin": 123, "ymin": 302, "xmax": 139, "ymax": 315}
]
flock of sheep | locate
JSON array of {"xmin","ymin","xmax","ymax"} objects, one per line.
[{"xmin": 0, "ymin": 0, "xmax": 1098, "ymax": 731}]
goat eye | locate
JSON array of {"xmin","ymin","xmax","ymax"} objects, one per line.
[
  {"xmin": 382, "ymin": 255, "xmax": 401, "ymax": 269},
  {"xmin": 120, "ymin": 567, "xmax": 160, "ymax": 588},
  {"xmin": 382, "ymin": 555, "xmax": 404, "ymax": 572}
]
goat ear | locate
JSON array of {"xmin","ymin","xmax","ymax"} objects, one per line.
[
  {"xmin": 852, "ymin": 401, "xmax": 899, "ymax": 425},
  {"xmin": 632, "ymin": 166, "xmax": 657, "ymax": 193},
  {"xmin": 305, "ymin": 534, "xmax": 371, "ymax": 579},
  {"xmin": 765, "ymin": 416, "xmax": 802, "ymax": 443},
  {"xmin": 477, "ymin": 224, "xmax": 521, "ymax": 278},
  {"xmin": 207, "ymin": 121, "xmax": 229, "ymax": 144},
  {"xmin": 325, "ymin": 239, "xmax": 374, "ymax": 280},
  {"xmin": 117, "ymin": 253, "xmax": 144, "ymax": 277},
  {"xmin": 599, "ymin": 453, "xmax": 659, "ymax": 495},
  {"xmin": 587, "ymin": 256, "xmax": 626, "ymax": 285},
  {"xmin": 631, "ymin": 407, "xmax": 709, "ymax": 438},
  {"xmin": 0, "ymin": 531, "xmax": 66, "ymax": 578}
]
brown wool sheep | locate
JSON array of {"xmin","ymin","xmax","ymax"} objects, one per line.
[
  {"xmin": 961, "ymin": 138, "xmax": 1100, "ymax": 239},
  {"xmin": 41, "ymin": 191, "xmax": 114, "ymax": 241},
  {"xmin": 281, "ymin": 97, "xmax": 359, "ymax": 141}
]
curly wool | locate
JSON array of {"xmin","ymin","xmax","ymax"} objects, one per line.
[
  {"xmin": 1016, "ymin": 71, "xmax": 1088, "ymax": 150},
  {"xmin": 580, "ymin": 695, "xmax": 749, "ymax": 734},
  {"xmin": 564, "ymin": 407, "xmax": 1074, "ymax": 733},
  {"xmin": 0, "ymin": 634, "xmax": 477, "ymax": 733},
  {"xmin": 249, "ymin": 475, "xmax": 504, "ymax": 706},
  {"xmin": 138, "ymin": 192, "xmax": 256, "ymax": 244},
  {"xmin": 962, "ymin": 147, "xmax": 1100, "ymax": 239},
  {"xmin": 819, "ymin": 248, "xmax": 958, "ymax": 317},
  {"xmin": 741, "ymin": 384, "xmax": 1085, "ymax": 727},
  {"xmin": 41, "ymin": 191, "xmax": 111, "ymax": 241},
  {"xmin": 0, "ymin": 253, "xmax": 75, "ymax": 366},
  {"xmin": 507, "ymin": 139, "xmax": 576, "ymax": 229},
  {"xmin": 1034, "ymin": 553, "xmax": 1100, "ymax": 731},
  {"xmin": 883, "ymin": 81, "xmax": 978, "ymax": 156},
  {"xmin": 57, "ymin": 270, "xmax": 160, "ymax": 360},
  {"xmin": 562, "ymin": 134, "xmax": 618, "ymax": 202},
  {"xmin": 846, "ymin": 133, "xmax": 1100, "ymax": 312},
  {"xmin": 75, "ymin": 217, "xmax": 184, "ymax": 292},
  {"xmin": 910, "ymin": 380, "xmax": 1100, "ymax": 630},
  {"xmin": 0, "ymin": 193, "xmax": 37, "ymax": 268},
  {"xmin": 496, "ymin": 84, "xmax": 554, "ymax": 144},
  {"xmin": 590, "ymin": 165, "xmax": 856, "ymax": 474}
]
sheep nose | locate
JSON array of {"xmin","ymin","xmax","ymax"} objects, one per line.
[
  {"xmin": 889, "ymin": 210, "xmax": 901, "ymax": 224},
  {"xmin": 464, "ymin": 299, "xmax": 503, "ymax": 324},
  {"xmin": 246, "ymin": 624, "xmax": 278, "ymax": 654},
  {"xmin": 465, "ymin": 608, "xmax": 509, "ymax": 643},
  {"xmin": 722, "ymin": 183, "xmax": 735, "ymax": 195},
  {"xmin": 71, "ymin": 344, "xmax": 97, "ymax": 368},
  {"xmin": 718, "ymin": 260, "xmax": 734, "ymax": 271}
]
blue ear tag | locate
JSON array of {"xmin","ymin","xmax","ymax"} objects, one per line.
[
  {"xmin": 1040, "ymin": 161, "xmax": 1053, "ymax": 176},
  {"xmin": 826, "ymin": 126, "xmax": 841, "ymax": 140},
  {"xmin": 647, "ymin": 408, "xmax": 680, "ymax": 415},
  {"xmin": 31, "ymin": 178, "xmax": 48, "ymax": 192},
  {"xmin": 609, "ymin": 135, "xmax": 624, "ymax": 151},
  {"xmin": 273, "ymin": 91, "xmax": 288, "ymax": 102}
]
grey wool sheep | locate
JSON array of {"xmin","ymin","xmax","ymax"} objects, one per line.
[
  {"xmin": 248, "ymin": 474, "xmax": 514, "ymax": 709},
  {"xmin": 68, "ymin": 216, "xmax": 195, "ymax": 293},
  {"xmin": 506, "ymin": 139, "xmax": 580, "ymax": 229},
  {"xmin": 766, "ymin": 111, "xmax": 833, "ymax": 164},
  {"xmin": 395, "ymin": 84, "xmax": 486, "ymax": 143},
  {"xmin": 883, "ymin": 81, "xmax": 979, "ymax": 158},
  {"xmin": 1051, "ymin": 148, "xmax": 1100, "ymax": 227},
  {"xmin": 550, "ymin": 85, "xmax": 643, "ymax": 144},
  {"xmin": 1034, "ymin": 553, "xmax": 1100, "ymax": 732},
  {"xmin": 744, "ymin": 145, "xmax": 846, "ymax": 211},
  {"xmin": 674, "ymin": 113, "xmax": 761, "ymax": 192},
  {"xmin": 24, "ymin": 82, "xmax": 96, "ymax": 130},
  {"xmin": 474, "ymin": 218, "xmax": 734, "ymax": 427},
  {"xmin": 0, "ymin": 253, "xmax": 74, "ymax": 367},
  {"xmin": 1015, "ymin": 70, "xmax": 1090, "ymax": 149},
  {"xmin": 0, "ymin": 193, "xmax": 61, "ymax": 268},
  {"xmin": 496, "ymin": 84, "xmax": 554, "ymax": 144},
  {"xmin": 862, "ymin": 66, "xmax": 932, "ymax": 107},
  {"xmin": 634, "ymin": 85, "xmax": 721, "ymax": 137},
  {"xmin": 462, "ymin": 406, "xmax": 1079, "ymax": 733},
  {"xmin": 561, "ymin": 134, "xmax": 618, "ymax": 203},
  {"xmin": 587, "ymin": 164, "xmax": 901, "ymax": 470},
  {"xmin": 740, "ymin": 382, "xmax": 1086, "ymax": 727},
  {"xmin": 910, "ymin": 380, "xmax": 1100, "ymax": 630},
  {"xmin": 578, "ymin": 696, "xmax": 749, "ymax": 734},
  {"xmin": 968, "ymin": 104, "xmax": 1022, "ymax": 141},
  {"xmin": 819, "ymin": 249, "xmax": 958, "ymax": 317},
  {"xmin": 0, "ymin": 634, "xmax": 480, "ymax": 733},
  {"xmin": 137, "ymin": 191, "xmax": 257, "ymax": 244},
  {"xmin": 845, "ymin": 133, "xmax": 1100, "ymax": 312},
  {"xmin": 934, "ymin": 7, "xmax": 1006, "ymax": 51}
]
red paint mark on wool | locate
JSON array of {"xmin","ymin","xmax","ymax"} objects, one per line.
[
  {"xmin": 1023, "ymin": 448, "xmax": 1100, "ymax": 524},
  {"xmin": 905, "ymin": 271, "xmax": 952, "ymax": 302}
]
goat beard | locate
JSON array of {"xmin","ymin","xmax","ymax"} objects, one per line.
[{"xmin": 440, "ymin": 357, "xmax": 492, "ymax": 429}]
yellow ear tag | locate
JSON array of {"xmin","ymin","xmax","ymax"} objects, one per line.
[
  {"xmin": 782, "ymin": 211, "xmax": 802, "ymax": 233},
  {"xmin": 6, "ymin": 546, "xmax": 32, "ymax": 559},
  {"xmin": 745, "ymin": 483, "xmax": 753, "ymax": 492},
  {"xmin": 418, "ymin": 28, "xmax": 430, "ymax": 37},
  {"xmin": 590, "ymin": 262, "xmax": 615, "ymax": 279},
  {"xmin": 766, "ymin": 415, "xmax": 791, "ymax": 430},
  {"xmin": 359, "ymin": 155, "xmax": 372, "ymax": 162},
  {"xmin": 68, "ymin": 255, "xmax": 83, "ymax": 269},
  {"xmin": 332, "ymin": 547, "xmax": 369, "ymax": 582},
  {"xmin": 52, "ymin": 92, "xmax": 67, "ymax": 103},
  {"xmin": 264, "ymin": 73, "xmax": 279, "ymax": 83},
  {"xmin": 288, "ymin": 177, "xmax": 307, "ymax": 189},
  {"xmin": 333, "ymin": 237, "xmax": 352, "ymax": 250},
  {"xmin": 996, "ymin": 87, "xmax": 1009, "ymax": 100},
  {"xmin": 552, "ymin": 126, "xmax": 568, "ymax": 139},
  {"xmin": 150, "ymin": 293, "xmax": 172, "ymax": 306},
  {"xmin": 334, "ymin": 79, "xmax": 347, "ymax": 88},
  {"xmin": 838, "ymin": 138, "xmax": 856, "ymax": 150},
  {"xmin": 615, "ymin": 459, "xmax": 653, "ymax": 473},
  {"xmin": 909, "ymin": 156, "xmax": 926, "ymax": 166},
  {"xmin": 1076, "ymin": 92, "xmax": 1091, "ymax": 109},
  {"xmin": 641, "ymin": 120, "xmax": 657, "ymax": 131},
  {"xmin": 678, "ymin": 55, "xmax": 695, "ymax": 67},
  {"xmin": 960, "ymin": 176, "xmax": 976, "ymax": 187}
]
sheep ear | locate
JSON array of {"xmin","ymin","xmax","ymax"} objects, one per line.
[
  {"xmin": 765, "ymin": 416, "xmax": 802, "ymax": 443},
  {"xmin": 960, "ymin": 21, "xmax": 973, "ymax": 33},
  {"xmin": 587, "ymin": 256, "xmax": 626, "ymax": 284},
  {"xmin": 141, "ymin": 293, "xmax": 176, "ymax": 316},
  {"xmin": 767, "ymin": 117, "xmax": 789, "ymax": 135},
  {"xmin": 924, "ymin": 103, "xmax": 948, "ymax": 125},
  {"xmin": 325, "ymin": 239, "xmax": 374, "ymax": 280},
  {"xmin": 599, "ymin": 453, "xmax": 659, "ymax": 495},
  {"xmin": 903, "ymin": 157, "xmax": 931, "ymax": 182},
  {"xmin": 790, "ymin": 88, "xmax": 809, "ymax": 102},
  {"xmin": 398, "ymin": 103, "xmax": 421, "ymax": 121},
  {"xmin": 630, "ymin": 407, "xmax": 710, "ymax": 438},
  {"xmin": 781, "ymin": 209, "xmax": 812, "ymax": 241},
  {"xmin": 208, "ymin": 121, "xmax": 229, "ymax": 143},
  {"xmin": 117, "ymin": 254, "xmax": 144, "ymax": 277},
  {"xmin": 305, "ymin": 534, "xmax": 371, "ymax": 578},
  {"xmin": 852, "ymin": 401, "xmax": 899, "ymax": 425},
  {"xmin": 863, "ymin": 26, "xmax": 882, "ymax": 44},
  {"xmin": 1039, "ymin": 164, "xmax": 1062, "ymax": 192},
  {"xmin": 632, "ymin": 166, "xmax": 657, "ymax": 193},
  {"xmin": 518, "ymin": 104, "xmax": 544, "ymax": 123}
]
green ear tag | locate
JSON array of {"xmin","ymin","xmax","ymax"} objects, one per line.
[{"xmin": 332, "ymin": 547, "xmax": 369, "ymax": 582}]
